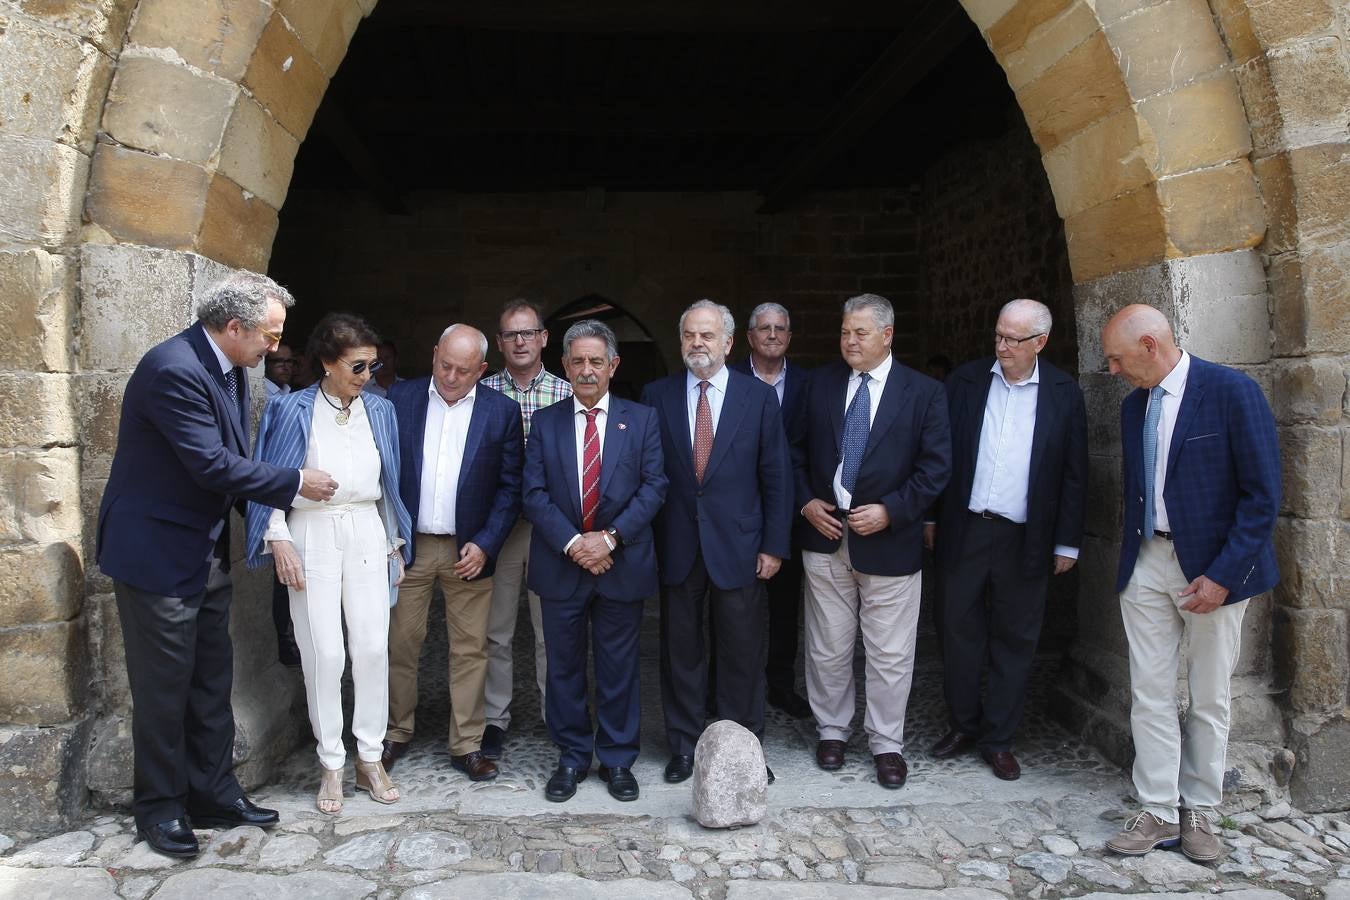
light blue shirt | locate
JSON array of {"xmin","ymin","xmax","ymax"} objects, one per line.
[
  {"xmin": 749, "ymin": 357, "xmax": 786, "ymax": 405},
  {"xmin": 968, "ymin": 360, "xmax": 1077, "ymax": 559},
  {"xmin": 686, "ymin": 364, "xmax": 729, "ymax": 445}
]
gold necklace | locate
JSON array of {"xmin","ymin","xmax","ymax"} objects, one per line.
[{"xmin": 320, "ymin": 381, "xmax": 353, "ymax": 424}]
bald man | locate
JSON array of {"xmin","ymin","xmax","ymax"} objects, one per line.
[
  {"xmin": 383, "ymin": 325, "xmax": 524, "ymax": 783},
  {"xmin": 1100, "ymin": 305, "xmax": 1280, "ymax": 863}
]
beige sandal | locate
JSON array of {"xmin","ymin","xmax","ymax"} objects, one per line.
[
  {"xmin": 317, "ymin": 765, "xmax": 344, "ymax": 815},
  {"xmin": 355, "ymin": 759, "xmax": 400, "ymax": 804}
]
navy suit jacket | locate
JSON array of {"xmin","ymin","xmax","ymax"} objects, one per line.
[
  {"xmin": 388, "ymin": 378, "xmax": 523, "ymax": 576},
  {"xmin": 97, "ymin": 324, "xmax": 299, "ymax": 597},
  {"xmin": 729, "ymin": 358, "xmax": 808, "ymax": 433},
  {"xmin": 791, "ymin": 358, "xmax": 952, "ymax": 577},
  {"xmin": 1117, "ymin": 356, "xmax": 1280, "ymax": 601},
  {"xmin": 642, "ymin": 369, "xmax": 792, "ymax": 590},
  {"xmin": 523, "ymin": 396, "xmax": 668, "ymax": 601},
  {"xmin": 935, "ymin": 358, "xmax": 1087, "ymax": 578}
]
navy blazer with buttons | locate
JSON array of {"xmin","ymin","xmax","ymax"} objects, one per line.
[
  {"xmin": 1116, "ymin": 355, "xmax": 1280, "ymax": 601},
  {"xmin": 791, "ymin": 357, "xmax": 952, "ymax": 578},
  {"xmin": 388, "ymin": 377, "xmax": 523, "ymax": 576},
  {"xmin": 642, "ymin": 368, "xmax": 792, "ymax": 590},
  {"xmin": 97, "ymin": 324, "xmax": 299, "ymax": 597}
]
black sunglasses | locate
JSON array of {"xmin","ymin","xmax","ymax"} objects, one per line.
[{"xmin": 337, "ymin": 358, "xmax": 384, "ymax": 376}]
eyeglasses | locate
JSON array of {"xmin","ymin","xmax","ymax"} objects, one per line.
[
  {"xmin": 752, "ymin": 324, "xmax": 790, "ymax": 335},
  {"xmin": 336, "ymin": 358, "xmax": 384, "ymax": 376},
  {"xmin": 266, "ymin": 357, "xmax": 296, "ymax": 367},
  {"xmin": 499, "ymin": 328, "xmax": 544, "ymax": 342},
  {"xmin": 993, "ymin": 331, "xmax": 1044, "ymax": 347},
  {"xmin": 254, "ymin": 324, "xmax": 284, "ymax": 345}
]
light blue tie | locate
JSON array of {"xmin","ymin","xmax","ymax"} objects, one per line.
[
  {"xmin": 1141, "ymin": 385, "xmax": 1165, "ymax": 538},
  {"xmin": 840, "ymin": 372, "xmax": 871, "ymax": 495}
]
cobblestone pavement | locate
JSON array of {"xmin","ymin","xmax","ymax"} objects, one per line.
[{"xmin": 4, "ymin": 601, "xmax": 1349, "ymax": 898}]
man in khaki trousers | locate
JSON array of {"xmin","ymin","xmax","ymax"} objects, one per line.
[{"xmin": 382, "ymin": 325, "xmax": 524, "ymax": 782}]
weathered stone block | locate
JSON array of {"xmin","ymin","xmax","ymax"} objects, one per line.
[
  {"xmin": 0, "ymin": 448, "xmax": 81, "ymax": 544},
  {"xmin": 1080, "ymin": 373, "xmax": 1129, "ymax": 456},
  {"xmin": 1275, "ymin": 606, "xmax": 1348, "ymax": 712},
  {"xmin": 1015, "ymin": 30, "xmax": 1133, "ymax": 151},
  {"xmin": 356, "ymin": 0, "xmax": 378, "ymax": 14},
  {"xmin": 1073, "ymin": 259, "xmax": 1172, "ymax": 371},
  {"xmin": 1260, "ymin": 143, "xmax": 1350, "ymax": 250},
  {"xmin": 277, "ymin": 0, "xmax": 364, "ymax": 76},
  {"xmin": 1166, "ymin": 250, "xmax": 1271, "ymax": 365},
  {"xmin": 1343, "ymin": 429, "xmax": 1350, "ymax": 520},
  {"xmin": 1235, "ymin": 595, "xmax": 1273, "ymax": 678},
  {"xmin": 1042, "ymin": 107, "xmax": 1154, "ymax": 219},
  {"xmin": 1105, "ymin": 0, "xmax": 1230, "ymax": 99},
  {"xmin": 963, "ymin": 0, "xmax": 1020, "ymax": 32},
  {"xmin": 1271, "ymin": 357, "xmax": 1345, "ymax": 425},
  {"xmin": 1156, "ymin": 160, "xmax": 1266, "ymax": 257},
  {"xmin": 13, "ymin": 0, "xmax": 134, "ymax": 53},
  {"xmin": 1274, "ymin": 516, "xmax": 1350, "ymax": 608},
  {"xmin": 1246, "ymin": 0, "xmax": 1337, "ymax": 49},
  {"xmin": 241, "ymin": 12, "xmax": 330, "ymax": 139},
  {"xmin": 87, "ymin": 592, "xmax": 129, "ymax": 714},
  {"xmin": 1290, "ymin": 715, "xmax": 1350, "ymax": 812},
  {"xmin": 101, "ymin": 54, "xmax": 238, "ymax": 163},
  {"xmin": 986, "ymin": 0, "xmax": 1074, "ymax": 58},
  {"xmin": 0, "ymin": 133, "xmax": 90, "ymax": 247},
  {"xmin": 85, "ymin": 714, "xmax": 132, "ymax": 794},
  {"xmin": 218, "ymin": 96, "xmax": 300, "ymax": 210},
  {"xmin": 0, "ymin": 717, "xmax": 93, "ymax": 833},
  {"xmin": 1084, "ymin": 453, "xmax": 1122, "ymax": 537},
  {"xmin": 1136, "ymin": 72, "xmax": 1252, "ymax": 178},
  {"xmin": 1270, "ymin": 242, "xmax": 1350, "ymax": 356},
  {"xmin": 0, "ymin": 542, "xmax": 82, "ymax": 627},
  {"xmin": 0, "ymin": 372, "xmax": 76, "ymax": 448},
  {"xmin": 1207, "ymin": 0, "xmax": 1263, "ymax": 65},
  {"xmin": 197, "ymin": 172, "xmax": 281, "ymax": 270},
  {"xmin": 76, "ymin": 373, "xmax": 129, "ymax": 479},
  {"xmin": 1234, "ymin": 55, "xmax": 1284, "ymax": 158},
  {"xmin": 128, "ymin": 0, "xmax": 272, "ymax": 81},
  {"xmin": 83, "ymin": 144, "xmax": 210, "ymax": 250},
  {"xmin": 0, "ymin": 616, "xmax": 88, "ymax": 722},
  {"xmin": 1265, "ymin": 37, "xmax": 1350, "ymax": 147},
  {"xmin": 1279, "ymin": 426, "xmax": 1341, "ymax": 518},
  {"xmin": 0, "ymin": 247, "xmax": 75, "ymax": 372},
  {"xmin": 1229, "ymin": 680, "xmax": 1284, "ymax": 744},
  {"xmin": 1064, "ymin": 182, "xmax": 1166, "ymax": 283},
  {"xmin": 0, "ymin": 12, "xmax": 115, "ymax": 149},
  {"xmin": 79, "ymin": 243, "xmax": 194, "ymax": 371},
  {"xmin": 999, "ymin": 0, "xmax": 1100, "ymax": 91}
]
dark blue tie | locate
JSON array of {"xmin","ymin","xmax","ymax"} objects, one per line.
[
  {"xmin": 840, "ymin": 372, "xmax": 871, "ymax": 495},
  {"xmin": 1142, "ymin": 385, "xmax": 1165, "ymax": 538},
  {"xmin": 224, "ymin": 367, "xmax": 241, "ymax": 413}
]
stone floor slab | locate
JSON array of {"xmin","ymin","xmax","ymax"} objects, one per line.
[
  {"xmin": 728, "ymin": 884, "xmax": 1005, "ymax": 899},
  {"xmin": 403, "ymin": 872, "xmax": 694, "ymax": 898},
  {"xmin": 0, "ymin": 865, "xmax": 119, "ymax": 899},
  {"xmin": 151, "ymin": 868, "xmax": 375, "ymax": 899}
]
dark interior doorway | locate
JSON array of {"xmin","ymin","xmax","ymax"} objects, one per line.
[{"xmin": 542, "ymin": 295, "xmax": 669, "ymax": 400}]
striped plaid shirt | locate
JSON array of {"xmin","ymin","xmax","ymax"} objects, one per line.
[{"xmin": 480, "ymin": 365, "xmax": 572, "ymax": 443}]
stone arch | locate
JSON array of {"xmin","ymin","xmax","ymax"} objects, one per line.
[{"xmin": 1, "ymin": 0, "xmax": 1346, "ymax": 829}]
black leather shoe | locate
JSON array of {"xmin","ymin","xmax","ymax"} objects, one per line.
[
  {"xmin": 664, "ymin": 754, "xmax": 694, "ymax": 783},
  {"xmin": 381, "ymin": 738, "xmax": 409, "ymax": 772},
  {"xmin": 545, "ymin": 765, "xmax": 587, "ymax": 802},
  {"xmin": 599, "ymin": 765, "xmax": 640, "ymax": 801},
  {"xmin": 481, "ymin": 724, "xmax": 505, "ymax": 760},
  {"xmin": 766, "ymin": 766, "xmax": 775, "ymax": 785},
  {"xmin": 188, "ymin": 796, "xmax": 279, "ymax": 828},
  {"xmin": 767, "ymin": 687, "xmax": 812, "ymax": 719},
  {"xmin": 138, "ymin": 818, "xmax": 199, "ymax": 858},
  {"xmin": 930, "ymin": 729, "xmax": 977, "ymax": 759}
]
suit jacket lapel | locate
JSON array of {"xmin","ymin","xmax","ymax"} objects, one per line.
[
  {"xmin": 703, "ymin": 373, "xmax": 749, "ymax": 483},
  {"xmin": 600, "ymin": 399, "xmax": 627, "ymax": 497},
  {"xmin": 457, "ymin": 394, "xmax": 488, "ymax": 494},
  {"xmin": 409, "ymin": 384, "xmax": 431, "ymax": 493},
  {"xmin": 1166, "ymin": 362, "xmax": 1206, "ymax": 482},
  {"xmin": 965, "ymin": 368, "xmax": 993, "ymax": 474},
  {"xmin": 863, "ymin": 363, "xmax": 912, "ymax": 459},
  {"xmin": 188, "ymin": 326, "xmax": 247, "ymax": 453},
  {"xmin": 662, "ymin": 380, "xmax": 696, "ymax": 482},
  {"xmin": 828, "ymin": 365, "xmax": 847, "ymax": 455},
  {"xmin": 559, "ymin": 403, "xmax": 583, "ymax": 526},
  {"xmin": 1028, "ymin": 371, "xmax": 1055, "ymax": 480}
]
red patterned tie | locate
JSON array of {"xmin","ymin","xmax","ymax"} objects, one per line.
[
  {"xmin": 693, "ymin": 380, "xmax": 713, "ymax": 483},
  {"xmin": 581, "ymin": 409, "xmax": 601, "ymax": 532}
]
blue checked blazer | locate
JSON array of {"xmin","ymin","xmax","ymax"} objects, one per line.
[
  {"xmin": 244, "ymin": 385, "xmax": 413, "ymax": 575},
  {"xmin": 388, "ymin": 377, "xmax": 524, "ymax": 576},
  {"xmin": 1116, "ymin": 355, "xmax": 1281, "ymax": 602}
]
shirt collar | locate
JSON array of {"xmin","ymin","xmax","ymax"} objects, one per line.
[
  {"xmin": 202, "ymin": 328, "xmax": 234, "ymax": 375},
  {"xmin": 686, "ymin": 364, "xmax": 730, "ymax": 393},
  {"xmin": 428, "ymin": 379, "xmax": 477, "ymax": 410},
  {"xmin": 574, "ymin": 392, "xmax": 611, "ymax": 417},
  {"xmin": 1158, "ymin": 350, "xmax": 1191, "ymax": 397},
  {"xmin": 506, "ymin": 363, "xmax": 546, "ymax": 392},
  {"xmin": 853, "ymin": 353, "xmax": 893, "ymax": 382},
  {"xmin": 748, "ymin": 357, "xmax": 786, "ymax": 386},
  {"xmin": 989, "ymin": 357, "xmax": 1040, "ymax": 388}
]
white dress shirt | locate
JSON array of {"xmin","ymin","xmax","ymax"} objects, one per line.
[
  {"xmin": 564, "ymin": 393, "xmax": 612, "ymax": 552},
  {"xmin": 418, "ymin": 382, "xmax": 476, "ymax": 535},
  {"xmin": 749, "ymin": 357, "xmax": 786, "ymax": 406},
  {"xmin": 686, "ymin": 364, "xmax": 729, "ymax": 445},
  {"xmin": 832, "ymin": 353, "xmax": 893, "ymax": 511},
  {"xmin": 1148, "ymin": 350, "xmax": 1191, "ymax": 533}
]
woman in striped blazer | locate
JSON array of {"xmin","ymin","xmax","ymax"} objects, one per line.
[{"xmin": 246, "ymin": 312, "xmax": 413, "ymax": 815}]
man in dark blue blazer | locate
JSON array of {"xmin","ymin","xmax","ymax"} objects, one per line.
[
  {"xmin": 792, "ymin": 293, "xmax": 951, "ymax": 789},
  {"xmin": 730, "ymin": 301, "xmax": 812, "ymax": 719},
  {"xmin": 523, "ymin": 320, "xmax": 667, "ymax": 803},
  {"xmin": 382, "ymin": 325, "xmax": 523, "ymax": 784},
  {"xmin": 97, "ymin": 273, "xmax": 338, "ymax": 858},
  {"xmin": 1101, "ymin": 305, "xmax": 1280, "ymax": 863},
  {"xmin": 643, "ymin": 300, "xmax": 791, "ymax": 785},
  {"xmin": 925, "ymin": 299, "xmax": 1087, "ymax": 781}
]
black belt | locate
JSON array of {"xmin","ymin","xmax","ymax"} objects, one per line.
[
  {"xmin": 1153, "ymin": 530, "xmax": 1173, "ymax": 541},
  {"xmin": 970, "ymin": 510, "xmax": 1018, "ymax": 525}
]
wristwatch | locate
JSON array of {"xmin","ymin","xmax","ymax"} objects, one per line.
[{"xmin": 605, "ymin": 526, "xmax": 624, "ymax": 548}]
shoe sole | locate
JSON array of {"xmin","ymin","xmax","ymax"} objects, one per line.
[
  {"xmin": 187, "ymin": 816, "xmax": 278, "ymax": 829},
  {"xmin": 990, "ymin": 769, "xmax": 1021, "ymax": 781},
  {"xmin": 664, "ymin": 772, "xmax": 691, "ymax": 783},
  {"xmin": 878, "ymin": 780, "xmax": 906, "ymax": 789},
  {"xmin": 1180, "ymin": 845, "xmax": 1221, "ymax": 863},
  {"xmin": 1105, "ymin": 837, "xmax": 1181, "ymax": 855}
]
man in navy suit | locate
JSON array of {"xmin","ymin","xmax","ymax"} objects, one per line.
[
  {"xmin": 97, "ymin": 273, "xmax": 338, "ymax": 858},
  {"xmin": 925, "ymin": 299, "xmax": 1087, "ymax": 781},
  {"xmin": 792, "ymin": 293, "xmax": 951, "ymax": 789},
  {"xmin": 643, "ymin": 300, "xmax": 791, "ymax": 785},
  {"xmin": 1101, "ymin": 305, "xmax": 1280, "ymax": 862},
  {"xmin": 731, "ymin": 301, "xmax": 812, "ymax": 719},
  {"xmin": 523, "ymin": 319, "xmax": 667, "ymax": 803},
  {"xmin": 382, "ymin": 325, "xmax": 523, "ymax": 783}
]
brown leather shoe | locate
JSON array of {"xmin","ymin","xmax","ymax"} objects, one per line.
[
  {"xmin": 451, "ymin": 750, "xmax": 499, "ymax": 782},
  {"xmin": 874, "ymin": 752, "xmax": 908, "ymax": 789},
  {"xmin": 930, "ymin": 729, "xmax": 977, "ymax": 759},
  {"xmin": 815, "ymin": 740, "xmax": 846, "ymax": 771},
  {"xmin": 381, "ymin": 738, "xmax": 409, "ymax": 772},
  {"xmin": 982, "ymin": 749, "xmax": 1021, "ymax": 781}
]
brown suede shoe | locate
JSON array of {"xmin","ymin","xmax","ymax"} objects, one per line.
[
  {"xmin": 930, "ymin": 729, "xmax": 977, "ymax": 759},
  {"xmin": 381, "ymin": 738, "xmax": 409, "ymax": 772},
  {"xmin": 1105, "ymin": 811, "xmax": 1181, "ymax": 855},
  {"xmin": 874, "ymin": 752, "xmax": 908, "ymax": 789},
  {"xmin": 1179, "ymin": 808, "xmax": 1222, "ymax": 862},
  {"xmin": 981, "ymin": 749, "xmax": 1021, "ymax": 781},
  {"xmin": 451, "ymin": 750, "xmax": 499, "ymax": 782},
  {"xmin": 815, "ymin": 740, "xmax": 846, "ymax": 771}
]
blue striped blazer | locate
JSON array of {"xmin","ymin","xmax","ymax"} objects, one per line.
[{"xmin": 244, "ymin": 385, "xmax": 413, "ymax": 576}]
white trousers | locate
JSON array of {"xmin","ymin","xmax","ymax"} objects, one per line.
[
  {"xmin": 288, "ymin": 502, "xmax": 391, "ymax": 771},
  {"xmin": 803, "ymin": 534, "xmax": 922, "ymax": 755},
  {"xmin": 483, "ymin": 518, "xmax": 547, "ymax": 730},
  {"xmin": 1120, "ymin": 536, "xmax": 1246, "ymax": 823}
]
